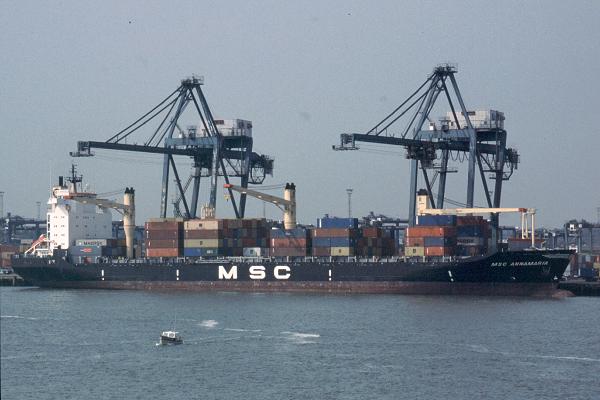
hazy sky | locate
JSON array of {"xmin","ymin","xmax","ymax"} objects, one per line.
[{"xmin": 2, "ymin": 0, "xmax": 599, "ymax": 228}]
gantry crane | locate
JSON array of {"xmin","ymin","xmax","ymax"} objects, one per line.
[
  {"xmin": 334, "ymin": 64, "xmax": 519, "ymax": 228},
  {"xmin": 71, "ymin": 76, "xmax": 273, "ymax": 219},
  {"xmin": 224, "ymin": 183, "xmax": 297, "ymax": 229}
]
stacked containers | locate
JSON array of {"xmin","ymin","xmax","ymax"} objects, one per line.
[
  {"xmin": 455, "ymin": 216, "xmax": 488, "ymax": 256},
  {"xmin": 312, "ymin": 218, "xmax": 359, "ymax": 257},
  {"xmin": 405, "ymin": 225, "xmax": 456, "ymax": 257},
  {"xmin": 145, "ymin": 218, "xmax": 184, "ymax": 257},
  {"xmin": 356, "ymin": 227, "xmax": 396, "ymax": 257},
  {"xmin": 270, "ymin": 227, "xmax": 310, "ymax": 257},
  {"xmin": 239, "ymin": 218, "xmax": 269, "ymax": 257},
  {"xmin": 184, "ymin": 218, "xmax": 269, "ymax": 258},
  {"xmin": 184, "ymin": 219, "xmax": 225, "ymax": 257}
]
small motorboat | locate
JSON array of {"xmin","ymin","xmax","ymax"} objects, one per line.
[{"xmin": 159, "ymin": 330, "xmax": 183, "ymax": 345}]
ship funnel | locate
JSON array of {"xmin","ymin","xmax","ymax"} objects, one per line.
[
  {"xmin": 123, "ymin": 187, "xmax": 135, "ymax": 258},
  {"xmin": 283, "ymin": 183, "xmax": 297, "ymax": 230}
]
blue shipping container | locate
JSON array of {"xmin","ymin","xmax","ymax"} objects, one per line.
[
  {"xmin": 417, "ymin": 215, "xmax": 457, "ymax": 226},
  {"xmin": 457, "ymin": 225, "xmax": 483, "ymax": 237},
  {"xmin": 312, "ymin": 237, "xmax": 355, "ymax": 247},
  {"xmin": 423, "ymin": 237, "xmax": 456, "ymax": 247},
  {"xmin": 184, "ymin": 247, "xmax": 221, "ymax": 257},
  {"xmin": 318, "ymin": 217, "xmax": 358, "ymax": 229}
]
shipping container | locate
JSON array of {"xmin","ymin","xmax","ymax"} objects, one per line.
[
  {"xmin": 146, "ymin": 230, "xmax": 180, "ymax": 240},
  {"xmin": 184, "ymin": 229, "xmax": 223, "ymax": 239},
  {"xmin": 183, "ymin": 239, "xmax": 222, "ymax": 248},
  {"xmin": 405, "ymin": 237, "xmax": 424, "ymax": 247},
  {"xmin": 184, "ymin": 219, "xmax": 223, "ymax": 230},
  {"xmin": 405, "ymin": 246, "xmax": 425, "ymax": 256},
  {"xmin": 271, "ymin": 238, "xmax": 309, "ymax": 248},
  {"xmin": 361, "ymin": 227, "xmax": 383, "ymax": 238},
  {"xmin": 425, "ymin": 246, "xmax": 455, "ymax": 257},
  {"xmin": 146, "ymin": 248, "xmax": 181, "ymax": 258},
  {"xmin": 270, "ymin": 247, "xmax": 308, "ymax": 257},
  {"xmin": 270, "ymin": 228, "xmax": 309, "ymax": 238},
  {"xmin": 456, "ymin": 225, "xmax": 483, "ymax": 237},
  {"xmin": 75, "ymin": 239, "xmax": 108, "ymax": 247},
  {"xmin": 312, "ymin": 237, "xmax": 356, "ymax": 247},
  {"xmin": 330, "ymin": 247, "xmax": 354, "ymax": 256},
  {"xmin": 457, "ymin": 237, "xmax": 486, "ymax": 246},
  {"xmin": 456, "ymin": 216, "xmax": 484, "ymax": 226},
  {"xmin": 145, "ymin": 221, "xmax": 183, "ymax": 231},
  {"xmin": 417, "ymin": 215, "xmax": 457, "ymax": 226},
  {"xmin": 145, "ymin": 239, "xmax": 182, "ymax": 249},
  {"xmin": 242, "ymin": 247, "xmax": 269, "ymax": 257},
  {"xmin": 183, "ymin": 247, "xmax": 221, "ymax": 257},
  {"xmin": 311, "ymin": 228, "xmax": 358, "ymax": 238},
  {"xmin": 406, "ymin": 226, "xmax": 456, "ymax": 238},
  {"xmin": 311, "ymin": 247, "xmax": 332, "ymax": 257},
  {"xmin": 423, "ymin": 237, "xmax": 456, "ymax": 247},
  {"xmin": 317, "ymin": 217, "xmax": 358, "ymax": 229}
]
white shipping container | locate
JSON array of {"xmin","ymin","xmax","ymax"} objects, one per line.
[{"xmin": 76, "ymin": 239, "xmax": 108, "ymax": 247}]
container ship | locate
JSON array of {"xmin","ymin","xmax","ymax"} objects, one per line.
[
  {"xmin": 12, "ymin": 173, "xmax": 572, "ymax": 296},
  {"xmin": 10, "ymin": 68, "xmax": 574, "ymax": 295}
]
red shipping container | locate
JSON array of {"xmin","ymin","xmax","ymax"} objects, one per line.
[
  {"xmin": 185, "ymin": 229, "xmax": 223, "ymax": 239},
  {"xmin": 406, "ymin": 226, "xmax": 456, "ymax": 238},
  {"xmin": 146, "ymin": 230, "xmax": 180, "ymax": 240},
  {"xmin": 145, "ymin": 221, "xmax": 182, "ymax": 230},
  {"xmin": 405, "ymin": 237, "xmax": 424, "ymax": 247},
  {"xmin": 146, "ymin": 248, "xmax": 181, "ymax": 258},
  {"xmin": 145, "ymin": 239, "xmax": 181, "ymax": 249},
  {"xmin": 270, "ymin": 247, "xmax": 308, "ymax": 257},
  {"xmin": 312, "ymin": 247, "xmax": 331, "ymax": 257},
  {"xmin": 311, "ymin": 228, "xmax": 358, "ymax": 238},
  {"xmin": 456, "ymin": 216, "xmax": 484, "ymax": 226},
  {"xmin": 425, "ymin": 246, "xmax": 455, "ymax": 257},
  {"xmin": 361, "ymin": 227, "xmax": 382, "ymax": 238},
  {"xmin": 271, "ymin": 238, "xmax": 308, "ymax": 248}
]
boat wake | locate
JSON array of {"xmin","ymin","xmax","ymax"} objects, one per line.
[
  {"xmin": 198, "ymin": 319, "xmax": 218, "ymax": 328},
  {"xmin": 1, "ymin": 315, "xmax": 39, "ymax": 320},
  {"xmin": 224, "ymin": 328, "xmax": 262, "ymax": 333},
  {"xmin": 281, "ymin": 331, "xmax": 320, "ymax": 344}
]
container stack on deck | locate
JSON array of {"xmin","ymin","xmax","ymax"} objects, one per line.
[
  {"xmin": 312, "ymin": 217, "xmax": 358, "ymax": 257},
  {"xmin": 183, "ymin": 218, "xmax": 269, "ymax": 257},
  {"xmin": 145, "ymin": 218, "xmax": 184, "ymax": 258},
  {"xmin": 405, "ymin": 219, "xmax": 456, "ymax": 257},
  {"xmin": 270, "ymin": 227, "xmax": 310, "ymax": 257},
  {"xmin": 356, "ymin": 227, "xmax": 396, "ymax": 257},
  {"xmin": 455, "ymin": 216, "xmax": 489, "ymax": 256},
  {"xmin": 404, "ymin": 215, "xmax": 495, "ymax": 258}
]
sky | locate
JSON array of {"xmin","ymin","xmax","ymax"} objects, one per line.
[{"xmin": 1, "ymin": 0, "xmax": 599, "ymax": 228}]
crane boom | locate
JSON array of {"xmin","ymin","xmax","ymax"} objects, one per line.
[
  {"xmin": 70, "ymin": 188, "xmax": 136, "ymax": 258},
  {"xmin": 224, "ymin": 183, "xmax": 297, "ymax": 229},
  {"xmin": 224, "ymin": 184, "xmax": 292, "ymax": 208},
  {"xmin": 416, "ymin": 190, "xmax": 537, "ymax": 249}
]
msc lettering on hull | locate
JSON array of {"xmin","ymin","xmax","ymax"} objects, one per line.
[{"xmin": 218, "ymin": 265, "xmax": 291, "ymax": 280}]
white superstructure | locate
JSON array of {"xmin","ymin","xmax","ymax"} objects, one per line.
[{"xmin": 46, "ymin": 178, "xmax": 112, "ymax": 252}]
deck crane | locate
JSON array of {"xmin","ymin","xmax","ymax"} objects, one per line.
[
  {"xmin": 224, "ymin": 183, "xmax": 297, "ymax": 229},
  {"xmin": 416, "ymin": 190, "xmax": 537, "ymax": 250},
  {"xmin": 71, "ymin": 76, "xmax": 273, "ymax": 220},
  {"xmin": 334, "ymin": 64, "xmax": 519, "ymax": 229}
]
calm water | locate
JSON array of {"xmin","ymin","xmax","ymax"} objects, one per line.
[{"xmin": 1, "ymin": 287, "xmax": 599, "ymax": 400}]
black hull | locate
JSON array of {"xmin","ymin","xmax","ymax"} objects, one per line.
[{"xmin": 12, "ymin": 250, "xmax": 573, "ymax": 297}]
